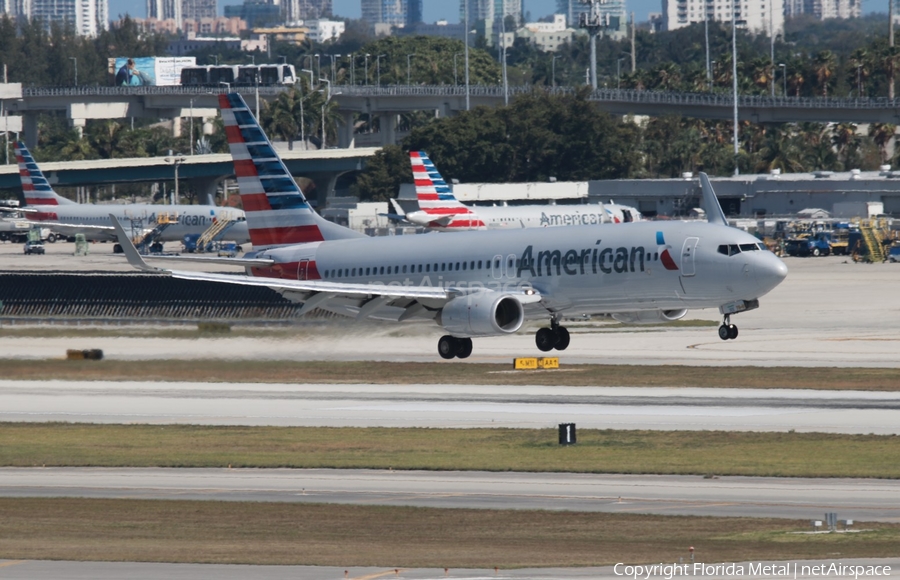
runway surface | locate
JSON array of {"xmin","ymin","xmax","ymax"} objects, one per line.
[
  {"xmin": 2, "ymin": 380, "xmax": 899, "ymax": 433},
  {"xmin": 3, "ymin": 467, "xmax": 900, "ymax": 521},
  {"xmin": 1, "ymin": 559, "xmax": 898, "ymax": 580}
]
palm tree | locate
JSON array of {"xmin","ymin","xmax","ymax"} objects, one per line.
[
  {"xmin": 848, "ymin": 48, "xmax": 871, "ymax": 97},
  {"xmin": 832, "ymin": 122, "xmax": 860, "ymax": 168},
  {"xmin": 263, "ymin": 88, "xmax": 303, "ymax": 150},
  {"xmin": 868, "ymin": 123, "xmax": 897, "ymax": 164},
  {"xmin": 812, "ymin": 50, "xmax": 836, "ymax": 97}
]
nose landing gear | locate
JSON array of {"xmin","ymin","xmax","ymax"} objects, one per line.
[
  {"xmin": 718, "ymin": 315, "xmax": 738, "ymax": 340},
  {"xmin": 535, "ymin": 317, "xmax": 570, "ymax": 352},
  {"xmin": 438, "ymin": 335, "xmax": 474, "ymax": 359}
]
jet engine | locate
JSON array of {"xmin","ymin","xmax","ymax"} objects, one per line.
[
  {"xmin": 437, "ymin": 291, "xmax": 525, "ymax": 336},
  {"xmin": 611, "ymin": 309, "xmax": 688, "ymax": 324}
]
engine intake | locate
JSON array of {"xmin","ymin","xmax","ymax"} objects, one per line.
[
  {"xmin": 611, "ymin": 309, "xmax": 688, "ymax": 325},
  {"xmin": 438, "ymin": 292, "xmax": 525, "ymax": 337}
]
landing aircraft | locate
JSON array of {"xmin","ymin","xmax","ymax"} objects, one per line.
[
  {"xmin": 6, "ymin": 142, "xmax": 250, "ymax": 247},
  {"xmin": 114, "ymin": 93, "xmax": 788, "ymax": 359},
  {"xmin": 390, "ymin": 151, "xmax": 642, "ymax": 231}
]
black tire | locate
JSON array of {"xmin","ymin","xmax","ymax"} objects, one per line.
[
  {"xmin": 46, "ymin": 233, "xmax": 56, "ymax": 243},
  {"xmin": 535, "ymin": 327, "xmax": 556, "ymax": 352},
  {"xmin": 438, "ymin": 335, "xmax": 458, "ymax": 360},
  {"xmin": 812, "ymin": 248, "xmax": 820, "ymax": 257},
  {"xmin": 456, "ymin": 338, "xmax": 473, "ymax": 359},
  {"xmin": 112, "ymin": 244, "xmax": 123, "ymax": 254},
  {"xmin": 718, "ymin": 324, "xmax": 730, "ymax": 341},
  {"xmin": 554, "ymin": 326, "xmax": 570, "ymax": 351},
  {"xmin": 728, "ymin": 324, "xmax": 739, "ymax": 340}
]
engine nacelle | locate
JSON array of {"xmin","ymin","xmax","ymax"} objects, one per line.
[
  {"xmin": 437, "ymin": 292, "xmax": 525, "ymax": 337},
  {"xmin": 611, "ymin": 309, "xmax": 688, "ymax": 325}
]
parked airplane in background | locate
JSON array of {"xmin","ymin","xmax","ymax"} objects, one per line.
[
  {"xmin": 388, "ymin": 151, "xmax": 642, "ymax": 231},
  {"xmin": 115, "ymin": 93, "xmax": 787, "ymax": 359},
  {"xmin": 5, "ymin": 142, "xmax": 250, "ymax": 248}
]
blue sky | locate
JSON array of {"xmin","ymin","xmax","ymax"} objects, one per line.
[{"xmin": 109, "ymin": 0, "xmax": 883, "ymax": 25}]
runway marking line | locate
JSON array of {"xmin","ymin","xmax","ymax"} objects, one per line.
[
  {"xmin": 351, "ymin": 570, "xmax": 407, "ymax": 580},
  {"xmin": 0, "ymin": 561, "xmax": 27, "ymax": 568}
]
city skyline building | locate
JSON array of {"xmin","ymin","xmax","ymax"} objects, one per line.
[
  {"xmin": 662, "ymin": 0, "xmax": 784, "ymax": 36},
  {"xmin": 557, "ymin": 0, "xmax": 625, "ymax": 39},
  {"xmin": 182, "ymin": 0, "xmax": 216, "ymax": 20},
  {"xmin": 361, "ymin": 0, "xmax": 405, "ymax": 27},
  {"xmin": 784, "ymin": 0, "xmax": 860, "ymax": 19},
  {"xmin": 147, "ymin": 0, "xmax": 181, "ymax": 28},
  {"xmin": 29, "ymin": 0, "xmax": 108, "ymax": 35}
]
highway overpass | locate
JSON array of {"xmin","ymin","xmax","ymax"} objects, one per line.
[
  {"xmin": 7, "ymin": 85, "xmax": 900, "ymax": 149},
  {"xmin": 0, "ymin": 147, "xmax": 378, "ymax": 207}
]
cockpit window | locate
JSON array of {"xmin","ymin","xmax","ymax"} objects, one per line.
[
  {"xmin": 757, "ymin": 242, "xmax": 767, "ymax": 251},
  {"xmin": 739, "ymin": 243, "xmax": 759, "ymax": 252},
  {"xmin": 718, "ymin": 244, "xmax": 745, "ymax": 256}
]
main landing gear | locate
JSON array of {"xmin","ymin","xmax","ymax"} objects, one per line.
[
  {"xmin": 438, "ymin": 335, "xmax": 473, "ymax": 360},
  {"xmin": 718, "ymin": 314, "xmax": 739, "ymax": 341},
  {"xmin": 535, "ymin": 318, "xmax": 570, "ymax": 352}
]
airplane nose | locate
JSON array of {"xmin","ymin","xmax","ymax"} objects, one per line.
[{"xmin": 757, "ymin": 254, "xmax": 788, "ymax": 293}]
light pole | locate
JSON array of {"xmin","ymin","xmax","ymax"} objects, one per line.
[
  {"xmin": 301, "ymin": 68, "xmax": 314, "ymax": 90},
  {"xmin": 278, "ymin": 55, "xmax": 287, "ymax": 64},
  {"xmin": 732, "ymin": 0, "xmax": 739, "ymax": 176},
  {"xmin": 330, "ymin": 54, "xmax": 340, "ymax": 84},
  {"xmin": 407, "ymin": 53, "xmax": 415, "ymax": 85},
  {"xmin": 319, "ymin": 78, "xmax": 331, "ymax": 148},
  {"xmin": 164, "ymin": 155, "xmax": 186, "ymax": 205},
  {"xmin": 189, "ymin": 97, "xmax": 194, "ymax": 155},
  {"xmin": 314, "ymin": 54, "xmax": 320, "ymax": 81},
  {"xmin": 552, "ymin": 55, "xmax": 560, "ymax": 87},
  {"xmin": 779, "ymin": 63, "xmax": 786, "ymax": 96},
  {"xmin": 69, "ymin": 57, "xmax": 77, "ymax": 86},
  {"xmin": 857, "ymin": 64, "xmax": 862, "ymax": 97},
  {"xmin": 349, "ymin": 53, "xmax": 354, "ymax": 85},
  {"xmin": 453, "ymin": 52, "xmax": 463, "ymax": 85},
  {"xmin": 617, "ymin": 57, "xmax": 624, "ymax": 90},
  {"xmin": 464, "ymin": 0, "xmax": 470, "ymax": 110},
  {"xmin": 364, "ymin": 53, "xmax": 370, "ymax": 85},
  {"xmin": 376, "ymin": 54, "xmax": 386, "ymax": 86},
  {"xmin": 704, "ymin": 1, "xmax": 710, "ymax": 83},
  {"xmin": 711, "ymin": 61, "xmax": 716, "ymax": 89}
]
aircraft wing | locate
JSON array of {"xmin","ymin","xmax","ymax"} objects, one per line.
[
  {"xmin": 0, "ymin": 206, "xmax": 38, "ymax": 214},
  {"xmin": 404, "ymin": 211, "xmax": 457, "ymax": 227},
  {"xmin": 143, "ymin": 255, "xmax": 276, "ymax": 267}
]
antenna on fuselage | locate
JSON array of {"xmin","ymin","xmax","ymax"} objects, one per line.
[{"xmin": 699, "ymin": 172, "xmax": 728, "ymax": 226}]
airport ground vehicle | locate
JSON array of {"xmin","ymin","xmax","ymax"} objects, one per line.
[
  {"xmin": 784, "ymin": 231, "xmax": 837, "ymax": 257},
  {"xmin": 23, "ymin": 240, "xmax": 44, "ymax": 254}
]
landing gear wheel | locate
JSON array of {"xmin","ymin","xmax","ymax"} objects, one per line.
[
  {"xmin": 112, "ymin": 243, "xmax": 123, "ymax": 254},
  {"xmin": 718, "ymin": 324, "xmax": 731, "ymax": 341},
  {"xmin": 727, "ymin": 324, "xmax": 738, "ymax": 340},
  {"xmin": 46, "ymin": 233, "xmax": 57, "ymax": 243},
  {"xmin": 554, "ymin": 326, "xmax": 570, "ymax": 351},
  {"xmin": 535, "ymin": 327, "xmax": 556, "ymax": 352},
  {"xmin": 456, "ymin": 338, "xmax": 473, "ymax": 359},
  {"xmin": 438, "ymin": 335, "xmax": 458, "ymax": 360}
]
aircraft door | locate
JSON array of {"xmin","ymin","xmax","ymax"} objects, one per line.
[
  {"xmin": 491, "ymin": 254, "xmax": 503, "ymax": 279},
  {"xmin": 681, "ymin": 237, "xmax": 699, "ymax": 277},
  {"xmin": 297, "ymin": 259, "xmax": 310, "ymax": 280}
]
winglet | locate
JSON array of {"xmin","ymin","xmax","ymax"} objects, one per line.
[
  {"xmin": 109, "ymin": 214, "xmax": 162, "ymax": 272},
  {"xmin": 699, "ymin": 172, "xmax": 728, "ymax": 226}
]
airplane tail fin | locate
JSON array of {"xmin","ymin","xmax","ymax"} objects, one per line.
[
  {"xmin": 699, "ymin": 172, "xmax": 728, "ymax": 226},
  {"xmin": 219, "ymin": 92, "xmax": 362, "ymax": 249},
  {"xmin": 14, "ymin": 141, "xmax": 76, "ymax": 206},
  {"xmin": 409, "ymin": 151, "xmax": 483, "ymax": 229}
]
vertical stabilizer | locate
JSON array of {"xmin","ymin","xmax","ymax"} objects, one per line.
[
  {"xmin": 699, "ymin": 172, "xmax": 729, "ymax": 226},
  {"xmin": 15, "ymin": 142, "xmax": 76, "ymax": 206},
  {"xmin": 219, "ymin": 92, "xmax": 362, "ymax": 249},
  {"xmin": 409, "ymin": 151, "xmax": 484, "ymax": 229}
]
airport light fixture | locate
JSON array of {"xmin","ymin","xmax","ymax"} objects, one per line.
[
  {"xmin": 69, "ymin": 57, "xmax": 77, "ymax": 87},
  {"xmin": 779, "ymin": 63, "xmax": 786, "ymax": 96},
  {"xmin": 315, "ymin": 54, "xmax": 321, "ymax": 81},
  {"xmin": 732, "ymin": 0, "xmax": 739, "ymax": 176},
  {"xmin": 319, "ymin": 79, "xmax": 331, "ymax": 148},
  {"xmin": 376, "ymin": 54, "xmax": 386, "ymax": 86},
  {"xmin": 464, "ymin": 0, "xmax": 470, "ymax": 110},
  {"xmin": 453, "ymin": 52, "xmax": 463, "ymax": 85},
  {"xmin": 349, "ymin": 53, "xmax": 354, "ymax": 85},
  {"xmin": 164, "ymin": 155, "xmax": 186, "ymax": 205},
  {"xmin": 364, "ymin": 54, "xmax": 370, "ymax": 86},
  {"xmin": 301, "ymin": 68, "xmax": 314, "ymax": 90}
]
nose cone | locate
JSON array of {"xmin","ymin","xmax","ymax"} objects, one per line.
[{"xmin": 758, "ymin": 254, "xmax": 788, "ymax": 295}]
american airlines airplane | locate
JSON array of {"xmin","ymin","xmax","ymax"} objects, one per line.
[
  {"xmin": 391, "ymin": 150, "xmax": 642, "ymax": 231},
  {"xmin": 115, "ymin": 93, "xmax": 788, "ymax": 359},
  {"xmin": 7, "ymin": 142, "xmax": 250, "ymax": 248}
]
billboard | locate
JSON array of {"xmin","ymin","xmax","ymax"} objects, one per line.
[{"xmin": 109, "ymin": 57, "xmax": 197, "ymax": 86}]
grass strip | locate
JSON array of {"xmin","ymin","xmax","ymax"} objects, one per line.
[
  {"xmin": 5, "ymin": 424, "xmax": 900, "ymax": 478},
  {"xmin": 1, "ymin": 498, "xmax": 898, "ymax": 567},
  {"xmin": 1, "ymin": 359, "xmax": 900, "ymax": 389}
]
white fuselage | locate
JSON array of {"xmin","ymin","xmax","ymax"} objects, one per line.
[
  {"xmin": 406, "ymin": 203, "xmax": 640, "ymax": 231},
  {"xmin": 250, "ymin": 221, "xmax": 786, "ymax": 319},
  {"xmin": 28, "ymin": 203, "xmax": 250, "ymax": 243}
]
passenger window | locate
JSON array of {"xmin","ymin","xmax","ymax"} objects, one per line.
[
  {"xmin": 379, "ymin": 267, "xmax": 384, "ymax": 275},
  {"xmin": 455, "ymin": 262, "xmax": 460, "ymax": 270},
  {"xmin": 426, "ymin": 264, "xmax": 431, "ymax": 272},
  {"xmin": 418, "ymin": 264, "xmax": 422, "ymax": 273},
  {"xmin": 478, "ymin": 260, "xmax": 482, "ymax": 269},
  {"xmin": 441, "ymin": 263, "xmax": 446, "ymax": 271},
  {"xmin": 471, "ymin": 261, "xmax": 475, "ymax": 270},
  {"xmin": 402, "ymin": 265, "xmax": 407, "ymax": 273}
]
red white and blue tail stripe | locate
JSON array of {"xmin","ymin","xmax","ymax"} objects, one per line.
[
  {"xmin": 15, "ymin": 141, "xmax": 75, "ymax": 206},
  {"xmin": 410, "ymin": 151, "xmax": 484, "ymax": 229},
  {"xmin": 220, "ymin": 93, "xmax": 358, "ymax": 249}
]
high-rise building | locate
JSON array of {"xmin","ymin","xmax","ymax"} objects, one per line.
[
  {"xmin": 785, "ymin": 0, "xmax": 860, "ymax": 19},
  {"xmin": 361, "ymin": 0, "xmax": 405, "ymax": 27},
  {"xmin": 460, "ymin": 0, "xmax": 522, "ymax": 25},
  {"xmin": 29, "ymin": 0, "xmax": 108, "ymax": 36},
  {"xmin": 406, "ymin": 0, "xmax": 421, "ymax": 26},
  {"xmin": 183, "ymin": 0, "xmax": 216, "ymax": 20},
  {"xmin": 557, "ymin": 0, "xmax": 625, "ymax": 39},
  {"xmin": 282, "ymin": 0, "xmax": 331, "ymax": 22},
  {"xmin": 147, "ymin": 0, "xmax": 181, "ymax": 29},
  {"xmin": 662, "ymin": 0, "xmax": 784, "ymax": 37}
]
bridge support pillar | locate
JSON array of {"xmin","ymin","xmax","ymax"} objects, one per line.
[
  {"xmin": 188, "ymin": 176, "xmax": 226, "ymax": 206},
  {"xmin": 172, "ymin": 117, "xmax": 183, "ymax": 138},
  {"xmin": 339, "ymin": 111, "xmax": 355, "ymax": 149},
  {"xmin": 22, "ymin": 113, "xmax": 38, "ymax": 149},
  {"xmin": 69, "ymin": 117, "xmax": 86, "ymax": 138},
  {"xmin": 379, "ymin": 113, "xmax": 397, "ymax": 146},
  {"xmin": 438, "ymin": 102, "xmax": 455, "ymax": 118}
]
